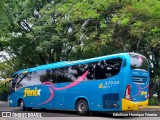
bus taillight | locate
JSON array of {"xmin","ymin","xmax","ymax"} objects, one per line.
[{"xmin": 125, "ymin": 84, "xmax": 131, "ymax": 100}]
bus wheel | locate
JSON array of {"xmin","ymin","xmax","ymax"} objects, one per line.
[
  {"xmin": 76, "ymin": 99, "xmax": 89, "ymax": 115},
  {"xmin": 19, "ymin": 100, "xmax": 26, "ymax": 111}
]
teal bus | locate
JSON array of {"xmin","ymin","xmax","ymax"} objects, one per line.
[{"xmin": 6, "ymin": 53, "xmax": 149, "ymax": 115}]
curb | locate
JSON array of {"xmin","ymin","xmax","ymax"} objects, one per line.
[{"xmin": 147, "ymin": 106, "xmax": 160, "ymax": 109}]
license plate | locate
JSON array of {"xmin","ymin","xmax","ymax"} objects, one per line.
[{"xmin": 138, "ymin": 105, "xmax": 142, "ymax": 109}]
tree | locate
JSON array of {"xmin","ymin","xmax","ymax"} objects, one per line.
[
  {"xmin": 0, "ymin": 80, "xmax": 8, "ymax": 101},
  {"xmin": 0, "ymin": 0, "xmax": 160, "ymax": 79}
]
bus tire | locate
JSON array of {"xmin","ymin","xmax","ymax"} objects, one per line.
[
  {"xmin": 19, "ymin": 99, "xmax": 26, "ymax": 111},
  {"xmin": 76, "ymin": 99, "xmax": 89, "ymax": 115}
]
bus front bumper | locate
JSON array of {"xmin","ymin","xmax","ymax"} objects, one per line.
[{"xmin": 122, "ymin": 98, "xmax": 148, "ymax": 111}]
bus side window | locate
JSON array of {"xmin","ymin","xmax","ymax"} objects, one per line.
[
  {"xmin": 42, "ymin": 69, "xmax": 56, "ymax": 83},
  {"xmin": 95, "ymin": 62, "xmax": 105, "ymax": 79},
  {"xmin": 15, "ymin": 71, "xmax": 43, "ymax": 89},
  {"xmin": 15, "ymin": 74, "xmax": 26, "ymax": 90},
  {"xmin": 101, "ymin": 58, "xmax": 122, "ymax": 79},
  {"xmin": 87, "ymin": 63, "xmax": 95, "ymax": 80},
  {"xmin": 56, "ymin": 67, "xmax": 74, "ymax": 83}
]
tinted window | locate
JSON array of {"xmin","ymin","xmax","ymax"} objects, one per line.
[
  {"xmin": 15, "ymin": 71, "xmax": 47, "ymax": 89},
  {"xmin": 15, "ymin": 58, "xmax": 123, "ymax": 87},
  {"xmin": 130, "ymin": 54, "xmax": 148, "ymax": 71},
  {"xmin": 39, "ymin": 69, "xmax": 57, "ymax": 83},
  {"xmin": 55, "ymin": 58, "xmax": 122, "ymax": 82}
]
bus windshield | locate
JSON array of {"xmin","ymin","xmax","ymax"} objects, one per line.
[{"xmin": 130, "ymin": 53, "xmax": 148, "ymax": 71}]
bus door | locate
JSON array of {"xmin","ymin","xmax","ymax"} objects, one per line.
[
  {"xmin": 7, "ymin": 79, "xmax": 17, "ymax": 107},
  {"xmin": 8, "ymin": 79, "xmax": 16, "ymax": 95},
  {"xmin": 14, "ymin": 73, "xmax": 33, "ymax": 107}
]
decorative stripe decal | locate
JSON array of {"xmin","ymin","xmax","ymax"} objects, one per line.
[
  {"xmin": 132, "ymin": 83, "xmax": 149, "ymax": 97},
  {"xmin": 140, "ymin": 83, "xmax": 149, "ymax": 90},
  {"xmin": 50, "ymin": 70, "xmax": 89, "ymax": 90},
  {"xmin": 39, "ymin": 87, "xmax": 54, "ymax": 105},
  {"xmin": 132, "ymin": 84, "xmax": 141, "ymax": 97},
  {"xmin": 39, "ymin": 70, "xmax": 89, "ymax": 105}
]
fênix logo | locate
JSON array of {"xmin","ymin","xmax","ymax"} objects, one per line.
[
  {"xmin": 24, "ymin": 87, "xmax": 41, "ymax": 97},
  {"xmin": 141, "ymin": 91, "xmax": 147, "ymax": 95}
]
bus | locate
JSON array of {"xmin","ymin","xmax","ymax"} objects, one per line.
[{"xmin": 6, "ymin": 53, "xmax": 149, "ymax": 115}]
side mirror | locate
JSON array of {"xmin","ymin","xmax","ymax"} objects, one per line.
[{"xmin": 3, "ymin": 78, "xmax": 13, "ymax": 87}]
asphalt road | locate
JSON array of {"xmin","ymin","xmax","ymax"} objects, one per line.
[{"xmin": 0, "ymin": 101, "xmax": 160, "ymax": 120}]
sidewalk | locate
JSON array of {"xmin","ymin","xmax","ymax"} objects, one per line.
[
  {"xmin": 147, "ymin": 106, "xmax": 160, "ymax": 108},
  {"xmin": 145, "ymin": 106, "xmax": 160, "ymax": 111}
]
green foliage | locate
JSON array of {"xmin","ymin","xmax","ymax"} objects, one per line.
[
  {"xmin": 0, "ymin": 81, "xmax": 8, "ymax": 94},
  {"xmin": 0, "ymin": 0, "xmax": 160, "ymax": 79},
  {"xmin": 0, "ymin": 0, "xmax": 160, "ymax": 104},
  {"xmin": 149, "ymin": 97, "xmax": 160, "ymax": 106},
  {"xmin": 0, "ymin": 81, "xmax": 8, "ymax": 101}
]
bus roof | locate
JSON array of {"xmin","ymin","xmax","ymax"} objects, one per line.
[{"xmin": 12, "ymin": 53, "xmax": 130, "ymax": 76}]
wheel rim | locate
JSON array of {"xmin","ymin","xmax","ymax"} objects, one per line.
[
  {"xmin": 20, "ymin": 101, "xmax": 23, "ymax": 109},
  {"xmin": 78, "ymin": 103, "xmax": 87, "ymax": 112}
]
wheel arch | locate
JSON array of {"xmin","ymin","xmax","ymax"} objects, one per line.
[
  {"xmin": 74, "ymin": 96, "xmax": 90, "ymax": 110},
  {"xmin": 17, "ymin": 98, "xmax": 24, "ymax": 106}
]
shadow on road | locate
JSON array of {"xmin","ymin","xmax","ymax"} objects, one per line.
[
  {"xmin": 17, "ymin": 109, "xmax": 131, "ymax": 119},
  {"xmin": 1, "ymin": 102, "xmax": 154, "ymax": 118}
]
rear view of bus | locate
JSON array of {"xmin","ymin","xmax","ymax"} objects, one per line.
[{"xmin": 122, "ymin": 53, "xmax": 149, "ymax": 111}]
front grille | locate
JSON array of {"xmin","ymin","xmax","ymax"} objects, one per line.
[{"xmin": 132, "ymin": 76, "xmax": 147, "ymax": 83}]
